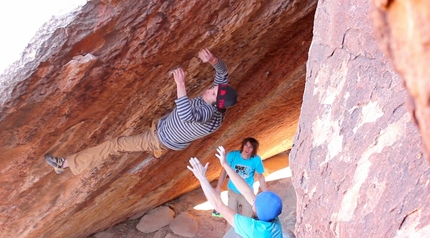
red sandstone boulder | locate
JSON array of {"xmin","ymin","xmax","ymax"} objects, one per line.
[{"xmin": 0, "ymin": 0, "xmax": 316, "ymax": 237}]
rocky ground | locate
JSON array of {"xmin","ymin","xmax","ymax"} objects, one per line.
[{"xmin": 90, "ymin": 153, "xmax": 296, "ymax": 238}]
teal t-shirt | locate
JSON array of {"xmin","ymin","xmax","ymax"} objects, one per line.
[
  {"xmin": 234, "ymin": 214, "xmax": 283, "ymax": 238},
  {"xmin": 227, "ymin": 150, "xmax": 265, "ymax": 194}
]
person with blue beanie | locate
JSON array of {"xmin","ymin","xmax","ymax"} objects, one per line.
[{"xmin": 187, "ymin": 146, "xmax": 283, "ymax": 238}]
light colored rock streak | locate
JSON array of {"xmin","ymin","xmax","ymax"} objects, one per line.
[
  {"xmin": 129, "ymin": 155, "xmax": 155, "ymax": 174},
  {"xmin": 338, "ymin": 113, "xmax": 408, "ymax": 222},
  {"xmin": 312, "ymin": 61, "xmax": 348, "ymax": 164},
  {"xmin": 354, "ymin": 100, "xmax": 384, "ymax": 133}
]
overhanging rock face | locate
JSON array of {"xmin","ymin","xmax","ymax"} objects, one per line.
[
  {"xmin": 291, "ymin": 0, "xmax": 430, "ymax": 237},
  {"xmin": 0, "ymin": 0, "xmax": 317, "ymax": 237}
]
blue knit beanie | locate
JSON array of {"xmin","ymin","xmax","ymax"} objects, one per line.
[{"xmin": 254, "ymin": 191, "xmax": 283, "ymax": 222}]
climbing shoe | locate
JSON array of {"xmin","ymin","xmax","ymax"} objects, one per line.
[
  {"xmin": 212, "ymin": 209, "xmax": 223, "ymax": 218},
  {"xmin": 45, "ymin": 154, "xmax": 65, "ymax": 174}
]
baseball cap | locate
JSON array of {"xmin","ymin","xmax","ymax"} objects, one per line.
[{"xmin": 216, "ymin": 84, "xmax": 237, "ymax": 109}]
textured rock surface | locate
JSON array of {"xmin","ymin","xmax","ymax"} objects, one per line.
[
  {"xmin": 0, "ymin": 0, "xmax": 316, "ymax": 237},
  {"xmin": 169, "ymin": 213, "xmax": 198, "ymax": 237},
  {"xmin": 291, "ymin": 0, "xmax": 430, "ymax": 237},
  {"xmin": 371, "ymin": 0, "xmax": 430, "ymax": 163},
  {"xmin": 136, "ymin": 206, "xmax": 175, "ymax": 233}
]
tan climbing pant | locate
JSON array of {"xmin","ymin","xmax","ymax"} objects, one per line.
[
  {"xmin": 227, "ymin": 189, "xmax": 253, "ymax": 217},
  {"xmin": 67, "ymin": 120, "xmax": 167, "ymax": 175}
]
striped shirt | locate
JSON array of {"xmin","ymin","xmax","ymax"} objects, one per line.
[{"xmin": 157, "ymin": 59, "xmax": 229, "ymax": 150}]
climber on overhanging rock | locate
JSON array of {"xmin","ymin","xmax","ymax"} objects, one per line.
[
  {"xmin": 187, "ymin": 146, "xmax": 283, "ymax": 238},
  {"xmin": 45, "ymin": 48, "xmax": 238, "ymax": 175}
]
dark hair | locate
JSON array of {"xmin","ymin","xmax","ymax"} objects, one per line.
[{"xmin": 240, "ymin": 137, "xmax": 259, "ymax": 157}]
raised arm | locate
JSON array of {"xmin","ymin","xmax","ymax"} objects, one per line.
[
  {"xmin": 171, "ymin": 66, "xmax": 216, "ymax": 123},
  {"xmin": 215, "ymin": 146, "xmax": 256, "ymax": 205},
  {"xmin": 172, "ymin": 67, "xmax": 187, "ymax": 99},
  {"xmin": 198, "ymin": 48, "xmax": 228, "ymax": 85},
  {"xmin": 187, "ymin": 157, "xmax": 236, "ymax": 226}
]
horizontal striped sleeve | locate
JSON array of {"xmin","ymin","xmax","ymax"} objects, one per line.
[
  {"xmin": 175, "ymin": 96, "xmax": 216, "ymax": 123},
  {"xmin": 213, "ymin": 58, "xmax": 228, "ymax": 85}
]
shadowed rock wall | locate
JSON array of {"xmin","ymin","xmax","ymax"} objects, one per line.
[
  {"xmin": 290, "ymin": 0, "xmax": 430, "ymax": 237},
  {"xmin": 0, "ymin": 0, "xmax": 316, "ymax": 237}
]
